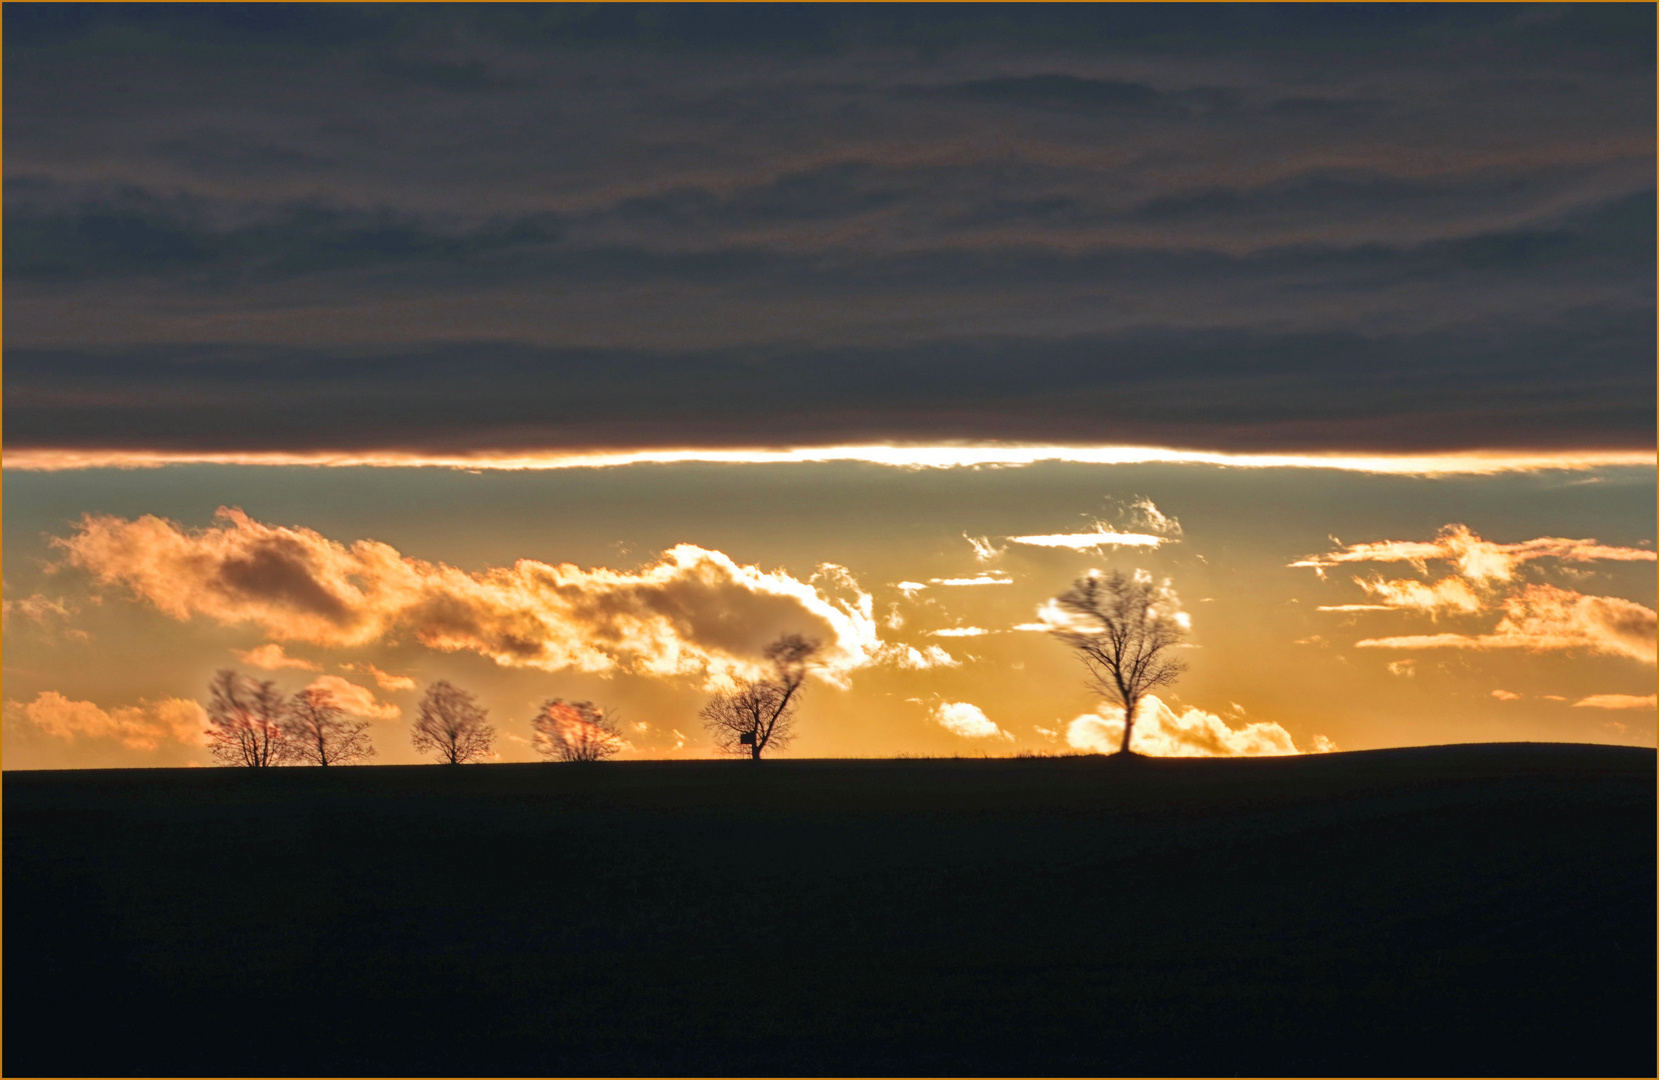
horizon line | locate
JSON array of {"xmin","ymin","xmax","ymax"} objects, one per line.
[
  {"xmin": 3, "ymin": 740, "xmax": 1650, "ymax": 773},
  {"xmin": 3, "ymin": 444, "xmax": 1653, "ymax": 476}
]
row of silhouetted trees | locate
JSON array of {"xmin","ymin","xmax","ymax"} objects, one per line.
[
  {"xmin": 201, "ymin": 633, "xmax": 821, "ymax": 767},
  {"xmin": 203, "ymin": 671, "xmax": 623, "ymax": 767},
  {"xmin": 206, "ymin": 570, "xmax": 1184, "ymax": 765},
  {"xmin": 204, "ymin": 670, "xmax": 378, "ymax": 766}
]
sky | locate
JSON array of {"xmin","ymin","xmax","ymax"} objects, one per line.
[{"xmin": 4, "ymin": 3, "xmax": 1654, "ymax": 768}]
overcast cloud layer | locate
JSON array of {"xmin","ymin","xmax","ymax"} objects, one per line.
[{"xmin": 4, "ymin": 4, "xmax": 1654, "ymax": 455}]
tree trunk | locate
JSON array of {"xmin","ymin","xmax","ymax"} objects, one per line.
[
  {"xmin": 750, "ymin": 742, "xmax": 762, "ymax": 761},
  {"xmin": 1119, "ymin": 698, "xmax": 1138, "ymax": 755}
]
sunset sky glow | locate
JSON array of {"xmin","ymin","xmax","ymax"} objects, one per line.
[{"xmin": 4, "ymin": 4, "xmax": 1653, "ymax": 767}]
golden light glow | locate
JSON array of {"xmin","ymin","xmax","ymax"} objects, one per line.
[
  {"xmin": 5, "ymin": 444, "xmax": 1652, "ymax": 475},
  {"xmin": 1007, "ymin": 529, "xmax": 1167, "ymax": 549}
]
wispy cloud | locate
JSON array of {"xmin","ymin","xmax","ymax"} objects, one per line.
[
  {"xmin": 1125, "ymin": 497, "xmax": 1183, "ymax": 538},
  {"xmin": 1009, "ymin": 496, "xmax": 1184, "ymax": 552},
  {"xmin": 1571, "ymin": 693, "xmax": 1656, "ymax": 710},
  {"xmin": 233, "ymin": 643, "xmax": 320, "ymax": 671},
  {"xmin": 305, "ymin": 675, "xmax": 401, "ymax": 721},
  {"xmin": 929, "ymin": 574, "xmax": 1012, "ymax": 586},
  {"xmin": 1293, "ymin": 523, "xmax": 1655, "ymax": 580},
  {"xmin": 881, "ymin": 644, "xmax": 961, "ymax": 670},
  {"xmin": 1355, "ymin": 585, "xmax": 1656, "ymax": 664},
  {"xmin": 1, "ymin": 592, "xmax": 76, "ymax": 627},
  {"xmin": 1301, "ymin": 525, "xmax": 1656, "ymax": 664},
  {"xmin": 340, "ymin": 662, "xmax": 418, "ymax": 691},
  {"xmin": 1349, "ymin": 574, "xmax": 1484, "ymax": 617},
  {"xmin": 1007, "ymin": 528, "xmax": 1166, "ymax": 550}
]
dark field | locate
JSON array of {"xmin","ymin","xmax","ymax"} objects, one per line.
[{"xmin": 6, "ymin": 744, "xmax": 1654, "ymax": 1076}]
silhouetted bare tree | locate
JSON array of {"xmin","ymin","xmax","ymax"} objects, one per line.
[
  {"xmin": 701, "ymin": 634, "xmax": 821, "ymax": 760},
  {"xmin": 531, "ymin": 699, "xmax": 624, "ymax": 762},
  {"xmin": 411, "ymin": 680, "xmax": 495, "ymax": 764},
  {"xmin": 1051, "ymin": 570, "xmax": 1187, "ymax": 755},
  {"xmin": 205, "ymin": 669, "xmax": 293, "ymax": 767},
  {"xmin": 285, "ymin": 686, "xmax": 377, "ymax": 766}
]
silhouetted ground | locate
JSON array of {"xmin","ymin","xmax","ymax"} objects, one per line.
[{"xmin": 5, "ymin": 744, "xmax": 1653, "ymax": 1075}]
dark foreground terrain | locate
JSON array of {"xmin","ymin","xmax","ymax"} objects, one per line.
[{"xmin": 6, "ymin": 744, "xmax": 1654, "ymax": 1075}]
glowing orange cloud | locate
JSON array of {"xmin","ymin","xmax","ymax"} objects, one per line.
[
  {"xmin": 1063, "ymin": 695, "xmax": 1330, "ymax": 757},
  {"xmin": 1356, "ymin": 584, "xmax": 1656, "ymax": 664},
  {"xmin": 1292, "ymin": 524, "xmax": 1655, "ymax": 580},
  {"xmin": 1301, "ymin": 525, "xmax": 1656, "ymax": 665},
  {"xmin": 931, "ymin": 701, "xmax": 1012, "ymax": 740},
  {"xmin": 881, "ymin": 644, "xmax": 960, "ymax": 670},
  {"xmin": 1007, "ymin": 497, "xmax": 1182, "ymax": 551},
  {"xmin": 10, "ymin": 691, "xmax": 206, "ymax": 750},
  {"xmin": 54, "ymin": 507, "xmax": 883, "ymax": 683},
  {"xmin": 2, "ymin": 593, "xmax": 75, "ymax": 626},
  {"xmin": 305, "ymin": 675, "xmax": 401, "ymax": 720},
  {"xmin": 1571, "ymin": 693, "xmax": 1657, "ymax": 710},
  {"xmin": 340, "ymin": 662, "xmax": 418, "ymax": 691},
  {"xmin": 232, "ymin": 643, "xmax": 321, "ymax": 671},
  {"xmin": 1349, "ymin": 574, "xmax": 1484, "ymax": 617}
]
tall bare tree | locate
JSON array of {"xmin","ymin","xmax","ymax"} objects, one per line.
[
  {"xmin": 205, "ymin": 669, "xmax": 293, "ymax": 767},
  {"xmin": 531, "ymin": 699, "xmax": 624, "ymax": 762},
  {"xmin": 411, "ymin": 680, "xmax": 495, "ymax": 764},
  {"xmin": 1051, "ymin": 570, "xmax": 1187, "ymax": 756},
  {"xmin": 701, "ymin": 634, "xmax": 821, "ymax": 760},
  {"xmin": 285, "ymin": 686, "xmax": 377, "ymax": 766}
]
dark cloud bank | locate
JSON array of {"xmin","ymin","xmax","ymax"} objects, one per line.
[{"xmin": 5, "ymin": 3, "xmax": 1653, "ymax": 455}]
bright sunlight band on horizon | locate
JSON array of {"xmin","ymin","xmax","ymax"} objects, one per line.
[{"xmin": 6, "ymin": 444, "xmax": 1653, "ymax": 475}]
